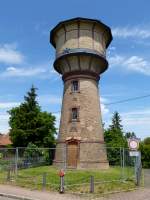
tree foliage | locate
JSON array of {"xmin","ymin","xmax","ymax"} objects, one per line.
[
  {"xmin": 143, "ymin": 137, "xmax": 150, "ymax": 145},
  {"xmin": 139, "ymin": 138, "xmax": 150, "ymax": 168},
  {"xmin": 23, "ymin": 142, "xmax": 54, "ymax": 167},
  {"xmin": 8, "ymin": 86, "xmax": 57, "ymax": 147},
  {"xmin": 125, "ymin": 132, "xmax": 136, "ymax": 139},
  {"xmin": 23, "ymin": 142, "xmax": 42, "ymax": 162},
  {"xmin": 104, "ymin": 112, "xmax": 127, "ymax": 148},
  {"xmin": 104, "ymin": 112, "xmax": 127, "ymax": 165}
]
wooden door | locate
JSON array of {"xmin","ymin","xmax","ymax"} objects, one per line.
[{"xmin": 67, "ymin": 142, "xmax": 78, "ymax": 168}]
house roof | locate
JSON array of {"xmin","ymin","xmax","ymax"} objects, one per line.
[{"xmin": 0, "ymin": 134, "xmax": 12, "ymax": 146}]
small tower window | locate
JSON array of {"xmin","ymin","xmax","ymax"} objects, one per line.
[
  {"xmin": 71, "ymin": 80, "xmax": 79, "ymax": 92},
  {"xmin": 72, "ymin": 108, "xmax": 78, "ymax": 121}
]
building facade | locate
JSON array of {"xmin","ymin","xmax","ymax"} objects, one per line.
[{"xmin": 50, "ymin": 17, "xmax": 112, "ymax": 169}]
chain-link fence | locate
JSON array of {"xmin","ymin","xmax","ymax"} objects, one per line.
[
  {"xmin": 0, "ymin": 147, "xmax": 141, "ymax": 194},
  {"xmin": 0, "ymin": 147, "xmax": 56, "ymax": 171}
]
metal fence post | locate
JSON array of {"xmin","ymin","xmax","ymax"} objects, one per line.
[
  {"xmin": 122, "ymin": 147, "xmax": 125, "ymax": 180},
  {"xmin": 7, "ymin": 168, "xmax": 11, "ymax": 181},
  {"xmin": 90, "ymin": 176, "xmax": 94, "ymax": 193},
  {"xmin": 15, "ymin": 147, "xmax": 18, "ymax": 177},
  {"xmin": 135, "ymin": 152, "xmax": 142, "ymax": 186},
  {"xmin": 42, "ymin": 172, "xmax": 47, "ymax": 190},
  {"xmin": 120, "ymin": 147, "xmax": 123, "ymax": 180},
  {"xmin": 60, "ymin": 176, "xmax": 65, "ymax": 193},
  {"xmin": 134, "ymin": 156, "xmax": 137, "ymax": 184},
  {"xmin": 142, "ymin": 168, "xmax": 144, "ymax": 187}
]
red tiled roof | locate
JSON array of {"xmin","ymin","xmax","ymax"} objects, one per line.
[{"xmin": 0, "ymin": 134, "xmax": 12, "ymax": 146}]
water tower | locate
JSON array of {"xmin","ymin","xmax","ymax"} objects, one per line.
[{"xmin": 50, "ymin": 17, "xmax": 112, "ymax": 169}]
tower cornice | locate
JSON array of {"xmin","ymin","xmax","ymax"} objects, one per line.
[
  {"xmin": 50, "ymin": 17, "xmax": 113, "ymax": 48},
  {"xmin": 54, "ymin": 51, "xmax": 108, "ymax": 76},
  {"xmin": 62, "ymin": 71, "xmax": 100, "ymax": 82}
]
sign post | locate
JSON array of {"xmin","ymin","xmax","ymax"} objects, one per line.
[{"xmin": 128, "ymin": 137, "xmax": 141, "ymax": 186}]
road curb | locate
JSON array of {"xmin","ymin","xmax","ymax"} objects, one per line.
[{"xmin": 0, "ymin": 193, "xmax": 37, "ymax": 200}]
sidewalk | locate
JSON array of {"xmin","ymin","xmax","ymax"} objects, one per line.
[
  {"xmin": 0, "ymin": 184, "xmax": 84, "ymax": 200},
  {"xmin": 1, "ymin": 184, "xmax": 150, "ymax": 200}
]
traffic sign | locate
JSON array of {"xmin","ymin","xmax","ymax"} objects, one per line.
[
  {"xmin": 129, "ymin": 151, "xmax": 140, "ymax": 157},
  {"xmin": 128, "ymin": 137, "xmax": 140, "ymax": 151}
]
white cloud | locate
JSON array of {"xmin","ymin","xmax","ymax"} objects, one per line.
[
  {"xmin": 121, "ymin": 109, "xmax": 150, "ymax": 125},
  {"xmin": 100, "ymin": 97, "xmax": 109, "ymax": 104},
  {"xmin": 122, "ymin": 109, "xmax": 150, "ymax": 116},
  {"xmin": 100, "ymin": 97, "xmax": 110, "ymax": 115},
  {"xmin": 112, "ymin": 26, "xmax": 150, "ymax": 39},
  {"xmin": 124, "ymin": 56, "xmax": 150, "ymax": 75},
  {"xmin": 109, "ymin": 54, "xmax": 150, "ymax": 75},
  {"xmin": 39, "ymin": 94, "xmax": 62, "ymax": 105},
  {"xmin": 0, "ymin": 114, "xmax": 10, "ymax": 133},
  {"xmin": 0, "ymin": 101, "xmax": 20, "ymax": 133},
  {"xmin": 102, "ymin": 108, "xmax": 150, "ymax": 139},
  {"xmin": 123, "ymin": 117, "xmax": 150, "ymax": 125},
  {"xmin": 0, "ymin": 102, "xmax": 20, "ymax": 109},
  {"xmin": 1, "ymin": 66, "xmax": 49, "ymax": 77},
  {"xmin": 109, "ymin": 55, "xmax": 125, "ymax": 66},
  {"xmin": 108, "ymin": 46, "xmax": 116, "ymax": 51},
  {"xmin": 0, "ymin": 43, "xmax": 24, "ymax": 64},
  {"xmin": 0, "ymin": 61, "xmax": 58, "ymax": 79},
  {"xmin": 101, "ymin": 103, "xmax": 109, "ymax": 115},
  {"xmin": 0, "ymin": 42, "xmax": 57, "ymax": 79},
  {"xmin": 0, "ymin": 43, "xmax": 57, "ymax": 79},
  {"xmin": 53, "ymin": 112, "xmax": 60, "ymax": 131},
  {"xmin": 120, "ymin": 109, "xmax": 150, "ymax": 139}
]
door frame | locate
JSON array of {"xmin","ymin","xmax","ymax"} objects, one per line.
[{"xmin": 66, "ymin": 138, "xmax": 80, "ymax": 169}]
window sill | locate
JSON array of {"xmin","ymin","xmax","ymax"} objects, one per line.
[
  {"xmin": 69, "ymin": 119, "xmax": 80, "ymax": 123},
  {"xmin": 70, "ymin": 91, "xmax": 80, "ymax": 94}
]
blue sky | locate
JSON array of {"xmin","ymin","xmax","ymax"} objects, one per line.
[{"xmin": 0, "ymin": 0, "xmax": 150, "ymax": 139}]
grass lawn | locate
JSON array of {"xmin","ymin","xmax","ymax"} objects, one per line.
[{"xmin": 0, "ymin": 165, "xmax": 136, "ymax": 194}]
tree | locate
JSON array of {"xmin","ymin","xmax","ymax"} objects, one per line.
[
  {"xmin": 143, "ymin": 137, "xmax": 150, "ymax": 145},
  {"xmin": 139, "ymin": 137, "xmax": 150, "ymax": 168},
  {"xmin": 8, "ymin": 86, "xmax": 57, "ymax": 147},
  {"xmin": 109, "ymin": 112, "xmax": 123, "ymax": 131},
  {"xmin": 104, "ymin": 112, "xmax": 127, "ymax": 147},
  {"xmin": 23, "ymin": 142, "xmax": 43, "ymax": 166},
  {"xmin": 125, "ymin": 132, "xmax": 136, "ymax": 139},
  {"xmin": 104, "ymin": 112, "xmax": 127, "ymax": 165}
]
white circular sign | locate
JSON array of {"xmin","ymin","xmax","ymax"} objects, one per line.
[{"xmin": 128, "ymin": 139, "xmax": 139, "ymax": 150}]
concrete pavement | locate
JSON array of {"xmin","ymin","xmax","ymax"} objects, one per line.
[
  {"xmin": 0, "ymin": 184, "xmax": 84, "ymax": 200},
  {"xmin": 0, "ymin": 184, "xmax": 150, "ymax": 200}
]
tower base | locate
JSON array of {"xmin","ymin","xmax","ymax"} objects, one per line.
[{"xmin": 53, "ymin": 141, "xmax": 109, "ymax": 170}]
